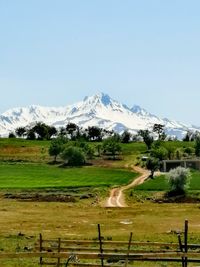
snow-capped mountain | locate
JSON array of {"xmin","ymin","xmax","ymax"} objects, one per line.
[{"xmin": 0, "ymin": 93, "xmax": 199, "ymax": 139}]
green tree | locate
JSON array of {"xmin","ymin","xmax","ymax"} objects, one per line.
[
  {"xmin": 33, "ymin": 122, "xmax": 49, "ymax": 140},
  {"xmin": 48, "ymin": 126, "xmax": 57, "ymax": 139},
  {"xmin": 87, "ymin": 126, "xmax": 103, "ymax": 141},
  {"xmin": 49, "ymin": 138, "xmax": 65, "ymax": 162},
  {"xmin": 26, "ymin": 129, "xmax": 36, "ymax": 140},
  {"xmin": 151, "ymin": 147, "xmax": 168, "ymax": 161},
  {"xmin": 153, "ymin": 124, "xmax": 166, "ymax": 140},
  {"xmin": 138, "ymin": 130, "xmax": 154, "ymax": 150},
  {"xmin": 195, "ymin": 136, "xmax": 200, "ymax": 157},
  {"xmin": 61, "ymin": 146, "xmax": 85, "ymax": 166},
  {"xmin": 121, "ymin": 130, "xmax": 131, "ymax": 143},
  {"xmin": 8, "ymin": 132, "xmax": 16, "ymax": 138},
  {"xmin": 15, "ymin": 127, "xmax": 26, "ymax": 138},
  {"xmin": 59, "ymin": 127, "xmax": 66, "ymax": 137},
  {"xmin": 167, "ymin": 167, "xmax": 190, "ymax": 195},
  {"xmin": 182, "ymin": 131, "xmax": 192, "ymax": 141},
  {"xmin": 66, "ymin": 123, "xmax": 79, "ymax": 140},
  {"xmin": 146, "ymin": 157, "xmax": 160, "ymax": 178},
  {"xmin": 102, "ymin": 137, "xmax": 122, "ymax": 159},
  {"xmin": 74, "ymin": 141, "xmax": 95, "ymax": 160}
]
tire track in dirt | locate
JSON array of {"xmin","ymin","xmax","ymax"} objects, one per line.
[{"xmin": 104, "ymin": 166, "xmax": 150, "ymax": 208}]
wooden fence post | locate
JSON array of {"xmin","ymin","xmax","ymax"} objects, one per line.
[
  {"xmin": 39, "ymin": 233, "xmax": 43, "ymax": 266},
  {"xmin": 184, "ymin": 220, "xmax": 188, "ymax": 267},
  {"xmin": 98, "ymin": 224, "xmax": 104, "ymax": 267},
  {"xmin": 125, "ymin": 232, "xmax": 133, "ymax": 267}
]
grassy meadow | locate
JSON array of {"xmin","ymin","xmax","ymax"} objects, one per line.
[
  {"xmin": 134, "ymin": 170, "xmax": 200, "ymax": 191},
  {"xmin": 0, "ymin": 163, "xmax": 136, "ymax": 189},
  {"xmin": 0, "ymin": 138, "xmax": 200, "ymax": 266}
]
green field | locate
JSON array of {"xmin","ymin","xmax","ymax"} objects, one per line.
[
  {"xmin": 0, "ymin": 138, "xmax": 200, "ymax": 266},
  {"xmin": 135, "ymin": 170, "xmax": 200, "ymax": 191},
  {"xmin": 0, "ymin": 162, "xmax": 136, "ymax": 189}
]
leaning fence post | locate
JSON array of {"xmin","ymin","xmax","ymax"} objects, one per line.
[
  {"xmin": 125, "ymin": 232, "xmax": 133, "ymax": 267},
  {"xmin": 39, "ymin": 233, "xmax": 43, "ymax": 266},
  {"xmin": 57, "ymin": 238, "xmax": 61, "ymax": 267},
  {"xmin": 98, "ymin": 224, "xmax": 104, "ymax": 267},
  {"xmin": 184, "ymin": 220, "xmax": 188, "ymax": 267}
]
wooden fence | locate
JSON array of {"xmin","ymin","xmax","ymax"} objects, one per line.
[{"xmin": 0, "ymin": 220, "xmax": 200, "ymax": 266}]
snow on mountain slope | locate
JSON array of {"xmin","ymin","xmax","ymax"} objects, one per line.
[{"xmin": 0, "ymin": 92, "xmax": 199, "ymax": 139}]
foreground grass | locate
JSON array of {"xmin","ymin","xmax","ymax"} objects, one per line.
[
  {"xmin": 0, "ymin": 162, "xmax": 136, "ymax": 189},
  {"xmin": 0, "ymin": 199, "xmax": 200, "ymax": 266},
  {"xmin": 0, "ymin": 139, "xmax": 199, "ymax": 266}
]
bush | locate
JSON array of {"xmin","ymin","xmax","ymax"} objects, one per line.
[
  {"xmin": 151, "ymin": 147, "xmax": 168, "ymax": 161},
  {"xmin": 8, "ymin": 132, "xmax": 16, "ymax": 138},
  {"xmin": 166, "ymin": 167, "xmax": 191, "ymax": 195},
  {"xmin": 61, "ymin": 146, "xmax": 86, "ymax": 166},
  {"xmin": 74, "ymin": 141, "xmax": 95, "ymax": 159}
]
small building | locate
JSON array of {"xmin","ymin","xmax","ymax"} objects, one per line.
[{"xmin": 162, "ymin": 159, "xmax": 200, "ymax": 172}]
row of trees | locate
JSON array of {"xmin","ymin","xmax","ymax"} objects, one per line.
[
  {"xmin": 9, "ymin": 122, "xmax": 174, "ymax": 143},
  {"xmin": 10, "ymin": 122, "xmax": 134, "ymax": 143},
  {"xmin": 9, "ymin": 122, "xmax": 200, "ymax": 148},
  {"xmin": 48, "ymin": 136, "xmax": 122, "ymax": 166},
  {"xmin": 138, "ymin": 126, "xmax": 200, "ymax": 179}
]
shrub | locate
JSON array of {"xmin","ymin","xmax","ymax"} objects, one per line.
[
  {"xmin": 8, "ymin": 132, "xmax": 16, "ymax": 138},
  {"xmin": 151, "ymin": 147, "xmax": 168, "ymax": 161},
  {"xmin": 61, "ymin": 146, "xmax": 85, "ymax": 166},
  {"xmin": 166, "ymin": 167, "xmax": 191, "ymax": 195}
]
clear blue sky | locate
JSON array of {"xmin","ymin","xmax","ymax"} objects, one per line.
[{"xmin": 0, "ymin": 0, "xmax": 200, "ymax": 125}]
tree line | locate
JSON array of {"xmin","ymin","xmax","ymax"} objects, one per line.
[
  {"xmin": 138, "ymin": 125, "xmax": 200, "ymax": 179},
  {"xmin": 9, "ymin": 122, "xmax": 134, "ymax": 143},
  {"xmin": 48, "ymin": 135, "xmax": 122, "ymax": 166}
]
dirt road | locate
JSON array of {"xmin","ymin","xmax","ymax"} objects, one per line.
[{"xmin": 104, "ymin": 166, "xmax": 150, "ymax": 208}]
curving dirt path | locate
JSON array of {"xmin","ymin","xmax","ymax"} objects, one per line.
[{"xmin": 104, "ymin": 166, "xmax": 150, "ymax": 208}]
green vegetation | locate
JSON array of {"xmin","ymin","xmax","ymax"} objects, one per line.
[
  {"xmin": 102, "ymin": 136, "xmax": 122, "ymax": 159},
  {"xmin": 167, "ymin": 167, "xmax": 191, "ymax": 195},
  {"xmin": 135, "ymin": 174, "xmax": 170, "ymax": 191},
  {"xmin": 135, "ymin": 170, "xmax": 200, "ymax": 192},
  {"xmin": 48, "ymin": 137, "xmax": 65, "ymax": 162},
  {"xmin": 1, "ymin": 136, "xmax": 200, "ymax": 266},
  {"xmin": 61, "ymin": 146, "xmax": 86, "ymax": 166},
  {"xmin": 145, "ymin": 157, "xmax": 160, "ymax": 178},
  {"xmin": 0, "ymin": 163, "xmax": 135, "ymax": 189},
  {"xmin": 138, "ymin": 129, "xmax": 154, "ymax": 150}
]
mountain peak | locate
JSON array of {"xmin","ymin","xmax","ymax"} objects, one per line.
[
  {"xmin": 83, "ymin": 92, "xmax": 113, "ymax": 107},
  {"xmin": 0, "ymin": 92, "xmax": 198, "ymax": 139},
  {"xmin": 99, "ymin": 92, "xmax": 112, "ymax": 106}
]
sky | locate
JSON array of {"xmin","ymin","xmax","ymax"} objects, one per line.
[{"xmin": 0, "ymin": 0, "xmax": 200, "ymax": 125}]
